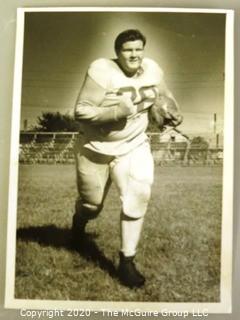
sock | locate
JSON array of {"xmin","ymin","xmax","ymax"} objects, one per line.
[{"xmin": 120, "ymin": 212, "xmax": 144, "ymax": 257}]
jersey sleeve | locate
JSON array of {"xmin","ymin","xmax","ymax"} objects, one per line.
[
  {"xmin": 88, "ymin": 58, "xmax": 112, "ymax": 89},
  {"xmin": 143, "ymin": 58, "xmax": 179, "ymax": 109}
]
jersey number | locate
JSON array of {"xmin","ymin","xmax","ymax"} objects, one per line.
[{"xmin": 117, "ymin": 86, "xmax": 158, "ymax": 112}]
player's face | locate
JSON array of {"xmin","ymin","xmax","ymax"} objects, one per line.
[{"xmin": 117, "ymin": 40, "xmax": 144, "ymax": 76}]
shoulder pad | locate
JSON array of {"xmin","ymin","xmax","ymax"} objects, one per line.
[
  {"xmin": 142, "ymin": 58, "xmax": 164, "ymax": 82},
  {"xmin": 88, "ymin": 58, "xmax": 113, "ymax": 89}
]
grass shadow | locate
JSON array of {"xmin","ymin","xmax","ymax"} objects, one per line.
[{"xmin": 17, "ymin": 225, "xmax": 117, "ymax": 278}]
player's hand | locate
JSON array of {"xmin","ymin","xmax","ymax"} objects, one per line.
[{"xmin": 115, "ymin": 95, "xmax": 137, "ymax": 119}]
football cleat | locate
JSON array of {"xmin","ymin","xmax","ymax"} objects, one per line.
[{"xmin": 118, "ymin": 252, "xmax": 145, "ymax": 288}]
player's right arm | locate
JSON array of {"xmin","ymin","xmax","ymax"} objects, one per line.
[{"xmin": 74, "ymin": 60, "xmax": 136, "ymax": 125}]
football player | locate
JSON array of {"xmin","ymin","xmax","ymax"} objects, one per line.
[{"xmin": 73, "ymin": 29, "xmax": 182, "ymax": 288}]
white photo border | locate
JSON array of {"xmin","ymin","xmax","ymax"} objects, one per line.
[{"xmin": 5, "ymin": 7, "xmax": 234, "ymax": 314}]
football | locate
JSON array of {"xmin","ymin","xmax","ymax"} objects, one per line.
[{"xmin": 149, "ymin": 95, "xmax": 183, "ymax": 130}]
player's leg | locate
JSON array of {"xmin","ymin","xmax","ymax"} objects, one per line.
[
  {"xmin": 73, "ymin": 146, "xmax": 113, "ymax": 242},
  {"xmin": 111, "ymin": 142, "xmax": 154, "ymax": 287}
]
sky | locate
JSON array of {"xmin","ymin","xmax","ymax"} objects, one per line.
[{"xmin": 20, "ymin": 11, "xmax": 226, "ymax": 136}]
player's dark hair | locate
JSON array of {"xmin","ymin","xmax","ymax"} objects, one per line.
[{"xmin": 114, "ymin": 29, "xmax": 146, "ymax": 54}]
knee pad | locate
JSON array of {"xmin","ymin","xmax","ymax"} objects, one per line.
[
  {"xmin": 75, "ymin": 199, "xmax": 103, "ymax": 220},
  {"xmin": 121, "ymin": 181, "xmax": 151, "ymax": 219}
]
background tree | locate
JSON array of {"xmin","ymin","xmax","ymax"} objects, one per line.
[
  {"xmin": 33, "ymin": 112, "xmax": 81, "ymax": 132},
  {"xmin": 190, "ymin": 136, "xmax": 209, "ymax": 149}
]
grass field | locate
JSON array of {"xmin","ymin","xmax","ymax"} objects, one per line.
[{"xmin": 15, "ymin": 164, "xmax": 222, "ymax": 302}]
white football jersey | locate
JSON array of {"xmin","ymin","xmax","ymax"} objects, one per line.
[{"xmin": 82, "ymin": 57, "xmax": 164, "ymax": 155}]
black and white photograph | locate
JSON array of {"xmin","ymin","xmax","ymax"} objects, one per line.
[{"xmin": 4, "ymin": 7, "xmax": 233, "ymax": 312}]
